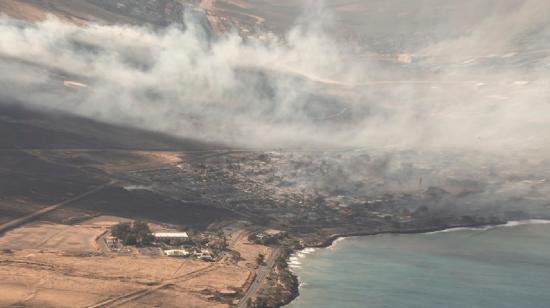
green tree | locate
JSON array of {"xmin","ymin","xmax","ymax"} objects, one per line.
[
  {"xmin": 133, "ymin": 220, "xmax": 153, "ymax": 246},
  {"xmin": 111, "ymin": 222, "xmax": 131, "ymax": 241},
  {"xmin": 111, "ymin": 221, "xmax": 153, "ymax": 246},
  {"xmin": 252, "ymin": 297, "xmax": 268, "ymax": 308}
]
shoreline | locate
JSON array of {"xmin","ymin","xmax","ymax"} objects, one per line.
[
  {"xmin": 281, "ymin": 219, "xmax": 550, "ymax": 307},
  {"xmin": 308, "ymin": 222, "xmax": 503, "ymax": 250}
]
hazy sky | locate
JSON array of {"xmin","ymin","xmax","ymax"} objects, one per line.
[{"xmin": 0, "ymin": 0, "xmax": 549, "ymax": 156}]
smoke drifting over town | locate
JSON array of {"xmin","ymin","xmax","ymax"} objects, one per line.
[{"xmin": 0, "ymin": 1, "xmax": 549, "ymax": 157}]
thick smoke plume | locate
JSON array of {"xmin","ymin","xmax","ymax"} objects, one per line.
[
  {"xmin": 0, "ymin": 0, "xmax": 549, "ymax": 155},
  {"xmin": 1, "ymin": 1, "xmax": 550, "ymax": 217}
]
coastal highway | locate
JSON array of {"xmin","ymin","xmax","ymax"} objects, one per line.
[
  {"xmin": 237, "ymin": 246, "xmax": 282, "ymax": 308},
  {"xmin": 0, "ymin": 180, "xmax": 116, "ymax": 235}
]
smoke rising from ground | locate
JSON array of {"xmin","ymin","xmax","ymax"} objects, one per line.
[
  {"xmin": 1, "ymin": 0, "xmax": 550, "ymax": 218},
  {"xmin": 0, "ymin": 0, "xmax": 549, "ymax": 156}
]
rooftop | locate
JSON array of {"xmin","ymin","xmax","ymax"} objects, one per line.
[{"xmin": 153, "ymin": 232, "xmax": 189, "ymax": 238}]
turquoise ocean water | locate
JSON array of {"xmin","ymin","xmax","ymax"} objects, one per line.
[{"xmin": 287, "ymin": 221, "xmax": 550, "ymax": 308}]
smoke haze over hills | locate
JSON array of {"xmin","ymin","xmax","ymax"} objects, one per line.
[
  {"xmin": 3, "ymin": 4, "xmax": 550, "ymax": 307},
  {"xmin": 0, "ymin": 0, "xmax": 549, "ymax": 157}
]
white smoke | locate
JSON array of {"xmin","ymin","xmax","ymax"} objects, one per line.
[{"xmin": 0, "ymin": 0, "xmax": 549, "ymax": 156}]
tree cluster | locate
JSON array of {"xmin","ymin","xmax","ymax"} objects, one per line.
[
  {"xmin": 111, "ymin": 221, "xmax": 154, "ymax": 247},
  {"xmin": 256, "ymin": 253, "xmax": 266, "ymax": 266}
]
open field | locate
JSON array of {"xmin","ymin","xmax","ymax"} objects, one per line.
[
  {"xmin": 232, "ymin": 234, "xmax": 271, "ymax": 269},
  {"xmin": 28, "ymin": 149, "xmax": 184, "ymax": 173},
  {"xmin": 0, "ymin": 222, "xmax": 104, "ymax": 252},
  {"xmin": 0, "ymin": 218, "xmax": 265, "ymax": 307},
  {"xmin": 0, "ymin": 104, "xmax": 218, "ymax": 151},
  {"xmin": 0, "ymin": 148, "xmax": 106, "ymax": 225},
  {"xmin": 0, "ymin": 0, "xmax": 49, "ymax": 21},
  {"xmin": 3, "ymin": 2, "xmax": 543, "ymax": 306},
  {"xmin": 0, "ymin": 0, "xmax": 143, "ymax": 24},
  {"xmin": 68, "ymin": 186, "xmax": 236, "ymax": 229},
  {"xmin": 0, "ymin": 199, "xmax": 46, "ymax": 225},
  {"xmin": 0, "ymin": 150, "xmax": 103, "ymax": 203},
  {"xmin": 0, "ymin": 249, "xmax": 210, "ymax": 307},
  {"xmin": 122, "ymin": 288, "xmax": 224, "ymax": 308},
  {"xmin": 0, "ymin": 105, "xmax": 232, "ymax": 227}
]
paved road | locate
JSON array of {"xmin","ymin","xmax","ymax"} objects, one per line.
[
  {"xmin": 0, "ymin": 180, "xmax": 115, "ymax": 235},
  {"xmin": 237, "ymin": 247, "xmax": 282, "ymax": 308}
]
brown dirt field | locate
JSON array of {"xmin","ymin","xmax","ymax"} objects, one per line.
[
  {"xmin": 225, "ymin": 0, "xmax": 252, "ymax": 9},
  {"xmin": 0, "ymin": 0, "xmax": 94, "ymax": 25},
  {"xmin": 232, "ymin": 235, "xmax": 272, "ymax": 269},
  {"xmin": 0, "ymin": 222, "xmax": 103, "ymax": 252},
  {"xmin": 124, "ymin": 287, "xmax": 225, "ymax": 308},
  {"xmin": 82, "ymin": 215, "xmax": 133, "ymax": 226},
  {"xmin": 182, "ymin": 264, "xmax": 249, "ymax": 294},
  {"xmin": 0, "ymin": 227, "xmax": 261, "ymax": 307},
  {"xmin": 0, "ymin": 0, "xmax": 49, "ymax": 21},
  {"xmin": 0, "ymin": 249, "xmax": 213, "ymax": 307},
  {"xmin": 0, "ymin": 256, "xmax": 138, "ymax": 307},
  {"xmin": 0, "ymin": 278, "xmax": 127, "ymax": 308},
  {"xmin": 28, "ymin": 150, "xmax": 183, "ymax": 173},
  {"xmin": 0, "ymin": 0, "xmax": 144, "ymax": 25}
]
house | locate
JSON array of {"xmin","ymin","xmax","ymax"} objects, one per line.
[
  {"xmin": 195, "ymin": 249, "xmax": 213, "ymax": 261},
  {"xmin": 164, "ymin": 249, "xmax": 190, "ymax": 257}
]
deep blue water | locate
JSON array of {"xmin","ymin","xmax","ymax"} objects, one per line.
[{"xmin": 287, "ymin": 221, "xmax": 550, "ymax": 308}]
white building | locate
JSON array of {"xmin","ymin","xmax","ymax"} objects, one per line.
[
  {"xmin": 195, "ymin": 249, "xmax": 213, "ymax": 261},
  {"xmin": 164, "ymin": 249, "xmax": 190, "ymax": 257},
  {"xmin": 153, "ymin": 232, "xmax": 190, "ymax": 245}
]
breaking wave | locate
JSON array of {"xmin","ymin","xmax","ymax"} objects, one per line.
[{"xmin": 426, "ymin": 219, "xmax": 550, "ymax": 234}]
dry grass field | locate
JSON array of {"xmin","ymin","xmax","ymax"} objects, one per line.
[
  {"xmin": 0, "ymin": 216, "xmax": 265, "ymax": 307},
  {"xmin": 0, "ymin": 249, "xmax": 210, "ymax": 307},
  {"xmin": 0, "ymin": 0, "xmax": 50, "ymax": 21},
  {"xmin": 0, "ymin": 222, "xmax": 103, "ymax": 252}
]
